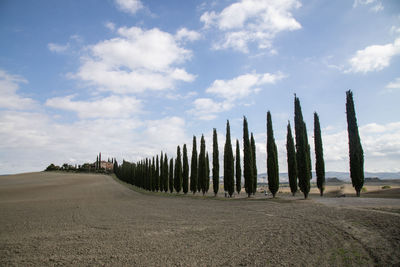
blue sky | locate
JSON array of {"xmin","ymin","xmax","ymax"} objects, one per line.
[{"xmin": 1, "ymin": 0, "xmax": 400, "ymax": 175}]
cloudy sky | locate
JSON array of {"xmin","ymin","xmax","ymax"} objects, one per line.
[{"xmin": 1, "ymin": 0, "xmax": 400, "ymax": 175}]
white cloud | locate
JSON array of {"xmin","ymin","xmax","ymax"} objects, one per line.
[
  {"xmin": 385, "ymin": 77, "xmax": 400, "ymax": 92},
  {"xmin": 75, "ymin": 26, "xmax": 196, "ymax": 94},
  {"xmin": 201, "ymin": 0, "xmax": 301, "ymax": 53},
  {"xmin": 353, "ymin": 0, "xmax": 384, "ymax": 12},
  {"xmin": 45, "ymin": 95, "xmax": 142, "ymax": 119},
  {"xmin": 105, "ymin": 21, "xmax": 116, "ymax": 31},
  {"xmin": 0, "ymin": 69, "xmax": 36, "ymax": 110},
  {"xmin": 191, "ymin": 98, "xmax": 233, "ymax": 120},
  {"xmin": 347, "ymin": 38, "xmax": 400, "ymax": 73},
  {"xmin": 115, "ymin": 0, "xmax": 143, "ymax": 14},
  {"xmin": 206, "ymin": 72, "xmax": 285, "ymax": 100},
  {"xmin": 190, "ymin": 72, "xmax": 285, "ymax": 120},
  {"xmin": 175, "ymin": 28, "xmax": 201, "ymax": 42},
  {"xmin": 48, "ymin": 43, "xmax": 69, "ymax": 53},
  {"xmin": 390, "ymin": 26, "xmax": 400, "ymax": 35}
]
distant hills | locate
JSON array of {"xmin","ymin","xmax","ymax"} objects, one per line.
[{"xmin": 256, "ymin": 171, "xmax": 400, "ymax": 183}]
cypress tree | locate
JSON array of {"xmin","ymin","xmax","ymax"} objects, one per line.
[
  {"xmin": 190, "ymin": 136, "xmax": 198, "ymax": 194},
  {"xmin": 235, "ymin": 139, "xmax": 241, "ymax": 195},
  {"xmin": 346, "ymin": 90, "xmax": 364, "ymax": 197},
  {"xmin": 96, "ymin": 155, "xmax": 99, "ymax": 170},
  {"xmin": 224, "ymin": 120, "xmax": 235, "ymax": 197},
  {"xmin": 243, "ymin": 116, "xmax": 254, "ymax": 197},
  {"xmin": 286, "ymin": 121, "xmax": 298, "ymax": 196},
  {"xmin": 160, "ymin": 152, "xmax": 164, "ymax": 192},
  {"xmin": 174, "ymin": 146, "xmax": 182, "ymax": 193},
  {"xmin": 205, "ymin": 152, "xmax": 210, "ymax": 194},
  {"xmin": 164, "ymin": 154, "xmax": 169, "ymax": 192},
  {"xmin": 267, "ymin": 111, "xmax": 279, "ymax": 197},
  {"xmin": 251, "ymin": 133, "xmax": 257, "ymax": 194},
  {"xmin": 113, "ymin": 158, "xmax": 118, "ymax": 174},
  {"xmin": 212, "ymin": 129, "xmax": 219, "ymax": 196},
  {"xmin": 151, "ymin": 157, "xmax": 155, "ymax": 191},
  {"xmin": 145, "ymin": 158, "xmax": 150, "ymax": 191},
  {"xmin": 169, "ymin": 158, "xmax": 174, "ymax": 193},
  {"xmin": 294, "ymin": 95, "xmax": 312, "ymax": 199},
  {"xmin": 182, "ymin": 144, "xmax": 189, "ymax": 194},
  {"xmin": 314, "ymin": 112, "xmax": 325, "ymax": 196},
  {"xmin": 156, "ymin": 155, "xmax": 160, "ymax": 192},
  {"xmin": 198, "ymin": 134, "xmax": 207, "ymax": 195}
]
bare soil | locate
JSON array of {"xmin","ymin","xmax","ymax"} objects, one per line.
[{"xmin": 1, "ymin": 172, "xmax": 400, "ymax": 266}]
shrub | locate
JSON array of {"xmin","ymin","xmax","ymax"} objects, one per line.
[{"xmin": 361, "ymin": 187, "xmax": 367, "ymax": 192}]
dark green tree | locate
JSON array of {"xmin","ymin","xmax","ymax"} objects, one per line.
[
  {"xmin": 286, "ymin": 122, "xmax": 298, "ymax": 196},
  {"xmin": 314, "ymin": 112, "xmax": 325, "ymax": 196},
  {"xmin": 235, "ymin": 139, "xmax": 241, "ymax": 194},
  {"xmin": 174, "ymin": 146, "xmax": 182, "ymax": 193},
  {"xmin": 182, "ymin": 144, "xmax": 189, "ymax": 194},
  {"xmin": 224, "ymin": 120, "xmax": 235, "ymax": 197},
  {"xmin": 198, "ymin": 134, "xmax": 207, "ymax": 195},
  {"xmin": 243, "ymin": 116, "xmax": 254, "ymax": 197},
  {"xmin": 205, "ymin": 152, "xmax": 210, "ymax": 194},
  {"xmin": 190, "ymin": 136, "xmax": 198, "ymax": 194},
  {"xmin": 346, "ymin": 90, "xmax": 364, "ymax": 197},
  {"xmin": 113, "ymin": 158, "xmax": 118, "ymax": 174},
  {"xmin": 212, "ymin": 128, "xmax": 219, "ymax": 196},
  {"xmin": 160, "ymin": 152, "xmax": 164, "ymax": 192},
  {"xmin": 164, "ymin": 154, "xmax": 169, "ymax": 192},
  {"xmin": 169, "ymin": 158, "xmax": 174, "ymax": 193},
  {"xmin": 267, "ymin": 111, "xmax": 279, "ymax": 197},
  {"xmin": 151, "ymin": 157, "xmax": 155, "ymax": 191},
  {"xmin": 251, "ymin": 133, "xmax": 257, "ymax": 194},
  {"xmin": 294, "ymin": 95, "xmax": 312, "ymax": 199},
  {"xmin": 156, "ymin": 155, "xmax": 160, "ymax": 192}
]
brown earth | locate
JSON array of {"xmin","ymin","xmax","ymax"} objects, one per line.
[{"xmin": 1, "ymin": 172, "xmax": 400, "ymax": 266}]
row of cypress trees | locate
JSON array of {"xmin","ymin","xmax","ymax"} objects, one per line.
[
  {"xmin": 115, "ymin": 91, "xmax": 364, "ymax": 199},
  {"xmin": 115, "ymin": 118, "xmax": 258, "ymax": 197}
]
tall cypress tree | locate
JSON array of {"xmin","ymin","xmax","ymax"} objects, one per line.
[
  {"xmin": 212, "ymin": 129, "xmax": 219, "ymax": 196},
  {"xmin": 235, "ymin": 139, "xmax": 241, "ymax": 195},
  {"xmin": 151, "ymin": 157, "xmax": 155, "ymax": 191},
  {"xmin": 182, "ymin": 144, "xmax": 189, "ymax": 194},
  {"xmin": 294, "ymin": 95, "xmax": 312, "ymax": 199},
  {"xmin": 164, "ymin": 154, "xmax": 169, "ymax": 193},
  {"xmin": 286, "ymin": 121, "xmax": 298, "ymax": 196},
  {"xmin": 156, "ymin": 155, "xmax": 160, "ymax": 192},
  {"xmin": 346, "ymin": 90, "xmax": 364, "ymax": 197},
  {"xmin": 267, "ymin": 111, "xmax": 279, "ymax": 197},
  {"xmin": 160, "ymin": 152, "xmax": 164, "ymax": 192},
  {"xmin": 243, "ymin": 116, "xmax": 254, "ymax": 197},
  {"xmin": 224, "ymin": 120, "xmax": 235, "ymax": 197},
  {"xmin": 174, "ymin": 146, "xmax": 182, "ymax": 193},
  {"xmin": 251, "ymin": 133, "xmax": 257, "ymax": 194},
  {"xmin": 145, "ymin": 158, "xmax": 150, "ymax": 191},
  {"xmin": 169, "ymin": 158, "xmax": 174, "ymax": 193},
  {"xmin": 190, "ymin": 136, "xmax": 198, "ymax": 194},
  {"xmin": 314, "ymin": 112, "xmax": 325, "ymax": 196},
  {"xmin": 198, "ymin": 135, "xmax": 207, "ymax": 195},
  {"xmin": 205, "ymin": 152, "xmax": 210, "ymax": 194}
]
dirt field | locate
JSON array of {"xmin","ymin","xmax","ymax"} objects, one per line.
[{"xmin": 1, "ymin": 172, "xmax": 400, "ymax": 266}]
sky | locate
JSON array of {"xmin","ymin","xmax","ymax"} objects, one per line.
[{"xmin": 1, "ymin": 0, "xmax": 400, "ymax": 176}]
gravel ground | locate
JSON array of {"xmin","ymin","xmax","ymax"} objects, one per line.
[{"xmin": 1, "ymin": 172, "xmax": 399, "ymax": 266}]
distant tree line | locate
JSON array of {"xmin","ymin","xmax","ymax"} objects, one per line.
[{"xmin": 45, "ymin": 153, "xmax": 114, "ymax": 174}]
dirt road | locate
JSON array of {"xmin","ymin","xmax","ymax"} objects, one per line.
[{"xmin": 1, "ymin": 172, "xmax": 399, "ymax": 266}]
